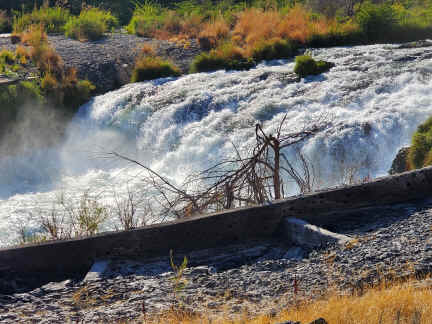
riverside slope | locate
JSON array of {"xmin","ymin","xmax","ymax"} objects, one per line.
[{"xmin": 1, "ymin": 199, "xmax": 432, "ymax": 323}]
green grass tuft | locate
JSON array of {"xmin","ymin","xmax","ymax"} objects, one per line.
[
  {"xmin": 131, "ymin": 56, "xmax": 181, "ymax": 82},
  {"xmin": 250, "ymin": 38, "xmax": 295, "ymax": 62},
  {"xmin": 64, "ymin": 8, "xmax": 118, "ymax": 41},
  {"xmin": 190, "ymin": 43, "xmax": 254, "ymax": 73}
]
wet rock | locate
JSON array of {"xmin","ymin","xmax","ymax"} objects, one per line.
[
  {"xmin": 389, "ymin": 147, "xmax": 410, "ymax": 175},
  {"xmin": 397, "ymin": 40, "xmax": 432, "ymax": 49}
]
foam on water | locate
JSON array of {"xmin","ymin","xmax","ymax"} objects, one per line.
[{"xmin": 1, "ymin": 43, "xmax": 432, "ymax": 246}]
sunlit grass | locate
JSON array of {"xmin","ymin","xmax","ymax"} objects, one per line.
[{"xmin": 141, "ymin": 278, "xmax": 432, "ymax": 324}]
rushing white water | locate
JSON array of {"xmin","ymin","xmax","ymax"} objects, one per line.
[{"xmin": 1, "ymin": 42, "xmax": 432, "ymax": 246}]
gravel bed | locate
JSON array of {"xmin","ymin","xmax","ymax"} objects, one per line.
[
  {"xmin": 1, "ymin": 199, "xmax": 432, "ymax": 323},
  {"xmin": 0, "ymin": 34, "xmax": 201, "ymax": 93}
]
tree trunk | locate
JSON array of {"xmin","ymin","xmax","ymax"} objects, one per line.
[{"xmin": 272, "ymin": 137, "xmax": 281, "ymax": 200}]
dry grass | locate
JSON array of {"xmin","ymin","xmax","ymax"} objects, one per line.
[
  {"xmin": 232, "ymin": 6, "xmax": 336, "ymax": 47},
  {"xmin": 140, "ymin": 43, "xmax": 156, "ymax": 57},
  {"xmin": 140, "ymin": 278, "xmax": 432, "ymax": 324},
  {"xmin": 154, "ymin": 12, "xmax": 204, "ymax": 42},
  {"xmin": 198, "ymin": 17, "xmax": 230, "ymax": 50}
]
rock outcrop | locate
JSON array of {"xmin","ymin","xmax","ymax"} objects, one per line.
[
  {"xmin": 389, "ymin": 146, "xmax": 410, "ymax": 175},
  {"xmin": 0, "ymin": 34, "xmax": 201, "ymax": 94}
]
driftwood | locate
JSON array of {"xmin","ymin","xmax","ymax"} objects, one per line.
[{"xmin": 108, "ymin": 113, "xmax": 330, "ymax": 220}]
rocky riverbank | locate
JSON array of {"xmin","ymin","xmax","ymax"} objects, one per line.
[
  {"xmin": 0, "ymin": 33, "xmax": 201, "ymax": 93},
  {"xmin": 1, "ymin": 198, "xmax": 432, "ymax": 323}
]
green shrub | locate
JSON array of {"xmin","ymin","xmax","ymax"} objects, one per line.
[
  {"xmin": 62, "ymin": 79, "xmax": 96, "ymax": 108},
  {"xmin": 126, "ymin": 0, "xmax": 165, "ymax": 37},
  {"xmin": 131, "ymin": 56, "xmax": 181, "ymax": 82},
  {"xmin": 190, "ymin": 43, "xmax": 255, "ymax": 73},
  {"xmin": 0, "ymin": 81, "xmax": 43, "ymax": 113},
  {"xmin": 294, "ymin": 55, "xmax": 335, "ymax": 78},
  {"xmin": 13, "ymin": 6, "xmax": 70, "ymax": 34},
  {"xmin": 64, "ymin": 8, "xmax": 118, "ymax": 41},
  {"xmin": 355, "ymin": 2, "xmax": 397, "ymax": 42},
  {"xmin": 250, "ymin": 38, "xmax": 295, "ymax": 62},
  {"xmin": 408, "ymin": 116, "xmax": 432, "ymax": 169}
]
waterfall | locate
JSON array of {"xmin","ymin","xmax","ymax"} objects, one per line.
[{"xmin": 1, "ymin": 42, "xmax": 432, "ymax": 246}]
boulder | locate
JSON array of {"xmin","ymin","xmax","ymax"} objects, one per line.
[
  {"xmin": 389, "ymin": 147, "xmax": 410, "ymax": 175},
  {"xmin": 282, "ymin": 217, "xmax": 351, "ymax": 249}
]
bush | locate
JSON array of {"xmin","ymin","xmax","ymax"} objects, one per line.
[
  {"xmin": 294, "ymin": 55, "xmax": 335, "ymax": 78},
  {"xmin": 63, "ymin": 79, "xmax": 96, "ymax": 108},
  {"xmin": 131, "ymin": 56, "xmax": 181, "ymax": 82},
  {"xmin": 0, "ymin": 81, "xmax": 43, "ymax": 111},
  {"xmin": 198, "ymin": 17, "xmax": 229, "ymax": 50},
  {"xmin": 127, "ymin": 1, "xmax": 164, "ymax": 37},
  {"xmin": 13, "ymin": 6, "xmax": 70, "ymax": 34},
  {"xmin": 250, "ymin": 38, "xmax": 295, "ymax": 62},
  {"xmin": 190, "ymin": 43, "xmax": 255, "ymax": 73},
  {"xmin": 64, "ymin": 8, "xmax": 118, "ymax": 41},
  {"xmin": 355, "ymin": 2, "xmax": 397, "ymax": 42},
  {"xmin": 408, "ymin": 116, "xmax": 432, "ymax": 170}
]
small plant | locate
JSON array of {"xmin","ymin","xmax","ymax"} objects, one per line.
[
  {"xmin": 169, "ymin": 249, "xmax": 188, "ymax": 300},
  {"xmin": 73, "ymin": 192, "xmax": 109, "ymax": 236},
  {"xmin": 26, "ymin": 191, "xmax": 108, "ymax": 242},
  {"xmin": 131, "ymin": 56, "xmax": 180, "ymax": 82},
  {"xmin": 112, "ymin": 187, "xmax": 148, "ymax": 231},
  {"xmin": 294, "ymin": 55, "xmax": 335, "ymax": 78},
  {"xmin": 408, "ymin": 116, "xmax": 432, "ymax": 169},
  {"xmin": 65, "ymin": 8, "xmax": 118, "ymax": 41}
]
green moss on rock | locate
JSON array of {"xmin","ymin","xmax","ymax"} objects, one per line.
[{"xmin": 294, "ymin": 55, "xmax": 335, "ymax": 78}]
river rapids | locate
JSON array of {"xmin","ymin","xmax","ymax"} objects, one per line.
[{"xmin": 1, "ymin": 42, "xmax": 432, "ymax": 246}]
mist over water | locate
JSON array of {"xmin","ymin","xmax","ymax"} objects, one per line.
[{"xmin": 1, "ymin": 42, "xmax": 432, "ymax": 246}]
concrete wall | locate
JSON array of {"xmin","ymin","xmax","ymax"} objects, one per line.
[{"xmin": 1, "ymin": 166, "xmax": 432, "ymax": 279}]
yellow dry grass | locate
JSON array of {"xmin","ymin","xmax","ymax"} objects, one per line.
[
  {"xmin": 198, "ymin": 17, "xmax": 230, "ymax": 49},
  {"xmin": 140, "ymin": 278, "xmax": 432, "ymax": 324},
  {"xmin": 232, "ymin": 5, "xmax": 338, "ymax": 49}
]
